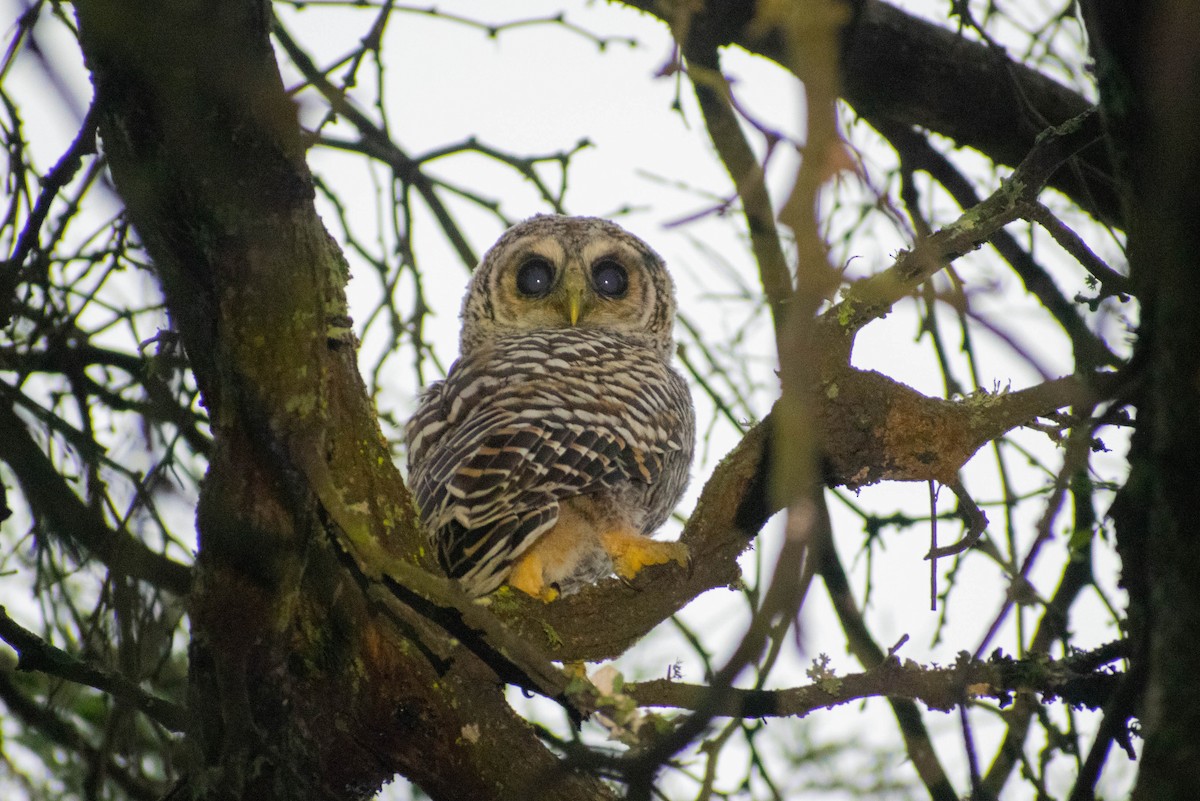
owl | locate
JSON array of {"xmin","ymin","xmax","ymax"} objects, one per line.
[{"xmin": 405, "ymin": 215, "xmax": 695, "ymax": 600}]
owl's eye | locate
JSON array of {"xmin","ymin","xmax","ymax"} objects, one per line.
[
  {"xmin": 592, "ymin": 260, "xmax": 628, "ymax": 298},
  {"xmin": 516, "ymin": 258, "xmax": 554, "ymax": 298}
]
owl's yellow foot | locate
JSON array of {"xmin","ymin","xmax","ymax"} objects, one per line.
[
  {"xmin": 600, "ymin": 529, "xmax": 689, "ymax": 581},
  {"xmin": 507, "ymin": 550, "xmax": 560, "ymax": 602}
]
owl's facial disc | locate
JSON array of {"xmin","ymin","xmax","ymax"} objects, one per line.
[
  {"xmin": 510, "ymin": 250, "xmax": 593, "ymax": 325},
  {"xmin": 508, "ymin": 245, "xmax": 641, "ymax": 330},
  {"xmin": 460, "ymin": 215, "xmax": 675, "ymax": 355}
]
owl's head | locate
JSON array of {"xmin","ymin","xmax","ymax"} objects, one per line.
[{"xmin": 459, "ymin": 215, "xmax": 678, "ymax": 357}]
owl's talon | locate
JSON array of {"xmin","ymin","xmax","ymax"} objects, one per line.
[
  {"xmin": 600, "ymin": 529, "xmax": 690, "ymax": 583},
  {"xmin": 508, "ymin": 551, "xmax": 559, "ymax": 602}
]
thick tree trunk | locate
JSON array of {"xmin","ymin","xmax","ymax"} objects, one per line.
[{"xmin": 1085, "ymin": 1, "xmax": 1200, "ymax": 798}]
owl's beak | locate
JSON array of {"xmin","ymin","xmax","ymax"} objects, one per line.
[{"xmin": 559, "ymin": 273, "xmax": 590, "ymax": 326}]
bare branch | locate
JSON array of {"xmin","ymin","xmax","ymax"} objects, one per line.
[
  {"xmin": 826, "ymin": 109, "xmax": 1105, "ymax": 345},
  {"xmin": 873, "ymin": 116, "xmax": 1123, "ymax": 369},
  {"xmin": 982, "ymin": 529, "xmax": 1099, "ymax": 795},
  {"xmin": 816, "ymin": 369, "xmax": 1097, "ymax": 488},
  {"xmin": 0, "ymin": 606, "xmax": 187, "ymax": 732},
  {"xmin": 0, "ymin": 103, "xmax": 98, "ymax": 327},
  {"xmin": 682, "ymin": 46, "xmax": 793, "ymax": 336},
  {"xmin": 1025, "ymin": 199, "xmax": 1131, "ymax": 299},
  {"xmin": 817, "ymin": 525, "xmax": 957, "ymax": 801},
  {"xmin": 500, "ymin": 368, "xmax": 1100, "ymax": 662},
  {"xmin": 0, "ymin": 399, "xmax": 193, "ymax": 596},
  {"xmin": 272, "ymin": 18, "xmax": 479, "ymax": 270},
  {"xmin": 617, "ymin": 0, "xmax": 1121, "ymax": 226},
  {"xmin": 626, "ymin": 641, "xmax": 1126, "ymax": 718},
  {"xmin": 925, "ymin": 480, "xmax": 989, "ymax": 560},
  {"xmin": 327, "ymin": 523, "xmax": 588, "ymax": 719},
  {"xmin": 0, "ymin": 671, "xmax": 163, "ymax": 801}
]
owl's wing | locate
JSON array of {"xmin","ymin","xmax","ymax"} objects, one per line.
[
  {"xmin": 404, "ymin": 333, "xmax": 694, "ymax": 596},
  {"xmin": 411, "ymin": 403, "xmax": 679, "ymax": 594}
]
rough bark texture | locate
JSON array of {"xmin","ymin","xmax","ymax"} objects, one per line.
[{"xmin": 1085, "ymin": 1, "xmax": 1200, "ymax": 799}]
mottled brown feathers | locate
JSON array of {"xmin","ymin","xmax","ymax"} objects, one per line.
[{"xmin": 405, "ymin": 215, "xmax": 695, "ymax": 597}]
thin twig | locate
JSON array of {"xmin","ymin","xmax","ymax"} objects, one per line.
[
  {"xmin": 272, "ymin": 18, "xmax": 478, "ymax": 269},
  {"xmin": 874, "ymin": 116, "xmax": 1122, "ymax": 369},
  {"xmin": 682, "ymin": 47, "xmax": 793, "ymax": 337},
  {"xmin": 617, "ymin": 492, "xmax": 823, "ymax": 800},
  {"xmin": 0, "ymin": 398, "xmax": 193, "ymax": 595},
  {"xmin": 925, "ymin": 480, "xmax": 990, "ymax": 560},
  {"xmin": 0, "ymin": 606, "xmax": 187, "ymax": 732},
  {"xmin": 1, "ymin": 101, "xmax": 98, "ymax": 326},
  {"xmin": 1024, "ymin": 199, "xmax": 1130, "ymax": 298},
  {"xmin": 828, "ymin": 109, "xmax": 1106, "ymax": 342},
  {"xmin": 818, "ymin": 526, "xmax": 960, "ymax": 801}
]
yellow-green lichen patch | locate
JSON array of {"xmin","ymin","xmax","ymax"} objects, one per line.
[{"xmin": 541, "ymin": 622, "xmax": 563, "ymax": 651}]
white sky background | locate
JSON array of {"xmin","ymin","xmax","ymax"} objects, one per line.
[{"xmin": 0, "ymin": 0, "xmax": 1136, "ymax": 798}]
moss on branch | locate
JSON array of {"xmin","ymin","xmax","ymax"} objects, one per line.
[{"xmin": 625, "ymin": 641, "xmax": 1128, "ymax": 719}]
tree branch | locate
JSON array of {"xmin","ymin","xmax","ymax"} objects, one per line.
[
  {"xmin": 500, "ymin": 369, "xmax": 1096, "ymax": 663},
  {"xmin": 0, "ymin": 398, "xmax": 193, "ymax": 596},
  {"xmin": 815, "ymin": 369, "xmax": 1096, "ymax": 489},
  {"xmin": 825, "ymin": 109, "xmax": 1105, "ymax": 346},
  {"xmin": 618, "ymin": 0, "xmax": 1121, "ymax": 227},
  {"xmin": 837, "ymin": 1, "xmax": 1119, "ymax": 226},
  {"xmin": 626, "ymin": 640, "xmax": 1126, "ymax": 718},
  {"xmin": 872, "ymin": 116, "xmax": 1123, "ymax": 369},
  {"xmin": 326, "ymin": 520, "xmax": 587, "ymax": 719},
  {"xmin": 681, "ymin": 44, "xmax": 793, "ymax": 336},
  {"xmin": 271, "ymin": 18, "xmax": 479, "ymax": 271},
  {"xmin": 818, "ymin": 524, "xmax": 957, "ymax": 801},
  {"xmin": 0, "ymin": 671, "xmax": 162, "ymax": 801},
  {"xmin": 0, "ymin": 103, "xmax": 99, "ymax": 327},
  {"xmin": 0, "ymin": 606, "xmax": 187, "ymax": 732},
  {"xmin": 984, "ymin": 542, "xmax": 1098, "ymax": 795}
]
